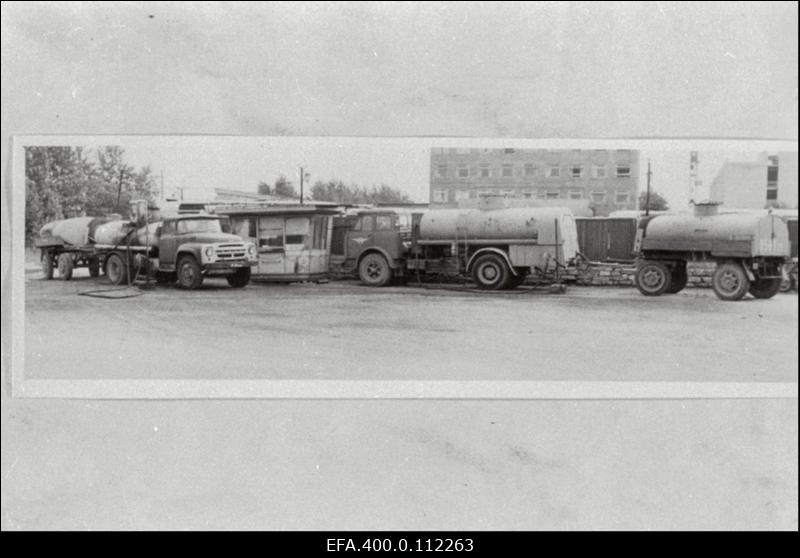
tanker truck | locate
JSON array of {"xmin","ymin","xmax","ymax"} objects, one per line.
[
  {"xmin": 331, "ymin": 203, "xmax": 580, "ymax": 290},
  {"xmin": 35, "ymin": 201, "xmax": 257, "ymax": 289},
  {"xmin": 632, "ymin": 203, "xmax": 790, "ymax": 301}
]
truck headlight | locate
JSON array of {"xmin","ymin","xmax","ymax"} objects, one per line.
[
  {"xmin": 204, "ymin": 246, "xmax": 215, "ymax": 261},
  {"xmin": 247, "ymin": 244, "xmax": 257, "ymax": 258}
]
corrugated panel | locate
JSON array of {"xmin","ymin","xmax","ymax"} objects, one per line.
[
  {"xmin": 788, "ymin": 220, "xmax": 798, "ymax": 259},
  {"xmin": 606, "ymin": 218, "xmax": 637, "ymax": 261},
  {"xmin": 576, "ymin": 217, "xmax": 637, "ymax": 262}
]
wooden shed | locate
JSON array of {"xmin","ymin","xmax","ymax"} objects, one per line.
[{"xmin": 216, "ymin": 204, "xmax": 340, "ymax": 282}]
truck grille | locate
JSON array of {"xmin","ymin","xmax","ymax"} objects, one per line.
[{"xmin": 215, "ymin": 243, "xmax": 247, "ymax": 260}]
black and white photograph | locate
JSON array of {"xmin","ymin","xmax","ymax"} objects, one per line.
[{"xmin": 2, "ymin": 1, "xmax": 798, "ymax": 533}]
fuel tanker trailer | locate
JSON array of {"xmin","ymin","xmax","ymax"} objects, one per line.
[
  {"xmin": 35, "ymin": 200, "xmax": 257, "ymax": 289},
  {"xmin": 633, "ymin": 203, "xmax": 790, "ymax": 301},
  {"xmin": 333, "ymin": 204, "xmax": 580, "ymax": 289}
]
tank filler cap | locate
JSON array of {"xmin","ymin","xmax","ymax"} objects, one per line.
[{"xmin": 693, "ymin": 201, "xmax": 722, "ymax": 217}]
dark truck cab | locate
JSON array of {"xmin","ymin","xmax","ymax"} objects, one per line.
[{"xmin": 329, "ymin": 209, "xmax": 412, "ymax": 285}]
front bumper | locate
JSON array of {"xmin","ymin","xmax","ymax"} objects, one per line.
[{"xmin": 203, "ymin": 260, "xmax": 254, "ymax": 274}]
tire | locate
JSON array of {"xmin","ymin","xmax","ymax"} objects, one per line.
[
  {"xmin": 471, "ymin": 253, "xmax": 511, "ymax": 290},
  {"xmin": 666, "ymin": 263, "xmax": 688, "ymax": 294},
  {"xmin": 635, "ymin": 261, "xmax": 671, "ymax": 296},
  {"xmin": 57, "ymin": 253, "xmax": 74, "ymax": 281},
  {"xmin": 748, "ymin": 278, "xmax": 782, "ymax": 299},
  {"xmin": 358, "ymin": 253, "xmax": 393, "ymax": 287},
  {"xmin": 226, "ymin": 267, "xmax": 251, "ymax": 288},
  {"xmin": 177, "ymin": 255, "xmax": 203, "ymax": 289},
  {"xmin": 42, "ymin": 251, "xmax": 54, "ymax": 280},
  {"xmin": 711, "ymin": 262, "xmax": 750, "ymax": 301},
  {"xmin": 104, "ymin": 253, "xmax": 129, "ymax": 285},
  {"xmin": 779, "ymin": 275, "xmax": 793, "ymax": 293}
]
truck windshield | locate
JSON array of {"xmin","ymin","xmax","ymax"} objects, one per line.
[{"xmin": 176, "ymin": 219, "xmax": 222, "ymax": 234}]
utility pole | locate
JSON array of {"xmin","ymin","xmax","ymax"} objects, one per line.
[
  {"xmin": 644, "ymin": 160, "xmax": 652, "ymax": 216},
  {"xmin": 299, "ymin": 166, "xmax": 304, "ymax": 205}
]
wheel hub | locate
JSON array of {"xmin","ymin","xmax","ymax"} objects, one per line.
[
  {"xmin": 480, "ymin": 265, "xmax": 498, "ymax": 281},
  {"xmin": 718, "ymin": 271, "xmax": 739, "ymax": 292},
  {"xmin": 641, "ymin": 268, "xmax": 664, "ymax": 289}
]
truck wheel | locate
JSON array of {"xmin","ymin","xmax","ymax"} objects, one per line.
[
  {"xmin": 358, "ymin": 253, "xmax": 393, "ymax": 287},
  {"xmin": 635, "ymin": 261, "xmax": 671, "ymax": 296},
  {"xmin": 42, "ymin": 251, "xmax": 54, "ymax": 280},
  {"xmin": 57, "ymin": 253, "xmax": 74, "ymax": 281},
  {"xmin": 177, "ymin": 255, "xmax": 203, "ymax": 289},
  {"xmin": 226, "ymin": 267, "xmax": 251, "ymax": 288},
  {"xmin": 712, "ymin": 262, "xmax": 750, "ymax": 301},
  {"xmin": 104, "ymin": 253, "xmax": 129, "ymax": 285},
  {"xmin": 666, "ymin": 264, "xmax": 688, "ymax": 294},
  {"xmin": 471, "ymin": 253, "xmax": 511, "ymax": 290},
  {"xmin": 748, "ymin": 278, "xmax": 782, "ymax": 299},
  {"xmin": 779, "ymin": 275, "xmax": 793, "ymax": 293}
]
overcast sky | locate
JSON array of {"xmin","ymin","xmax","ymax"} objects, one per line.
[{"xmin": 115, "ymin": 137, "xmax": 783, "ymax": 209}]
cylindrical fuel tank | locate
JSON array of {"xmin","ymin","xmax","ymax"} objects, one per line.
[
  {"xmin": 39, "ymin": 215, "xmax": 123, "ymax": 246},
  {"xmin": 642, "ymin": 213, "xmax": 790, "ymax": 257},
  {"xmin": 93, "ymin": 220, "xmax": 161, "ymax": 247},
  {"xmin": 418, "ymin": 207, "xmax": 574, "ymax": 243}
]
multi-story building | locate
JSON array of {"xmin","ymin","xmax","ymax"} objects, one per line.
[
  {"xmin": 429, "ymin": 148, "xmax": 639, "ymax": 216},
  {"xmin": 709, "ymin": 152, "xmax": 798, "ymax": 209}
]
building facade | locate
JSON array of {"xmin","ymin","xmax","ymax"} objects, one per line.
[
  {"xmin": 429, "ymin": 148, "xmax": 639, "ymax": 216},
  {"xmin": 709, "ymin": 152, "xmax": 798, "ymax": 209}
]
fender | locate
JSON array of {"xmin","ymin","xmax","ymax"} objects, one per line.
[
  {"xmin": 465, "ymin": 247, "xmax": 517, "ymax": 276},
  {"xmin": 358, "ymin": 247, "xmax": 400, "ymax": 269}
]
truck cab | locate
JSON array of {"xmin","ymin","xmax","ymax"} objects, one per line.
[
  {"xmin": 153, "ymin": 215, "xmax": 257, "ymax": 288},
  {"xmin": 330, "ymin": 209, "xmax": 412, "ymax": 286}
]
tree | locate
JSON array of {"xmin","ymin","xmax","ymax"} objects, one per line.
[
  {"xmin": 25, "ymin": 145, "xmax": 158, "ymax": 245},
  {"xmin": 310, "ymin": 179, "xmax": 411, "ymax": 204},
  {"xmin": 274, "ymin": 176, "xmax": 297, "ymax": 198},
  {"xmin": 639, "ymin": 190, "xmax": 669, "ymax": 212},
  {"xmin": 257, "ymin": 181, "xmax": 272, "ymax": 196}
]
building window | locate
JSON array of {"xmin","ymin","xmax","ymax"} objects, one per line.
[
  {"xmin": 591, "ymin": 192, "xmax": 606, "ymax": 203},
  {"xmin": 616, "ymin": 165, "xmax": 631, "ymax": 177},
  {"xmin": 570, "ymin": 165, "xmax": 583, "ymax": 178},
  {"xmin": 767, "ymin": 165, "xmax": 779, "ymax": 187},
  {"xmin": 504, "ymin": 148, "xmax": 515, "ymax": 154},
  {"xmin": 537, "ymin": 190, "xmax": 547, "ymax": 199},
  {"xmin": 523, "ymin": 191, "xmax": 534, "ymax": 199},
  {"xmin": 432, "ymin": 189, "xmax": 448, "ymax": 203},
  {"xmin": 569, "ymin": 191, "xmax": 583, "ymax": 199},
  {"xmin": 502, "ymin": 165, "xmax": 514, "ymax": 177},
  {"xmin": 458, "ymin": 166, "xmax": 469, "ymax": 178},
  {"xmin": 480, "ymin": 166, "xmax": 490, "ymax": 178},
  {"xmin": 592, "ymin": 165, "xmax": 606, "ymax": 178},
  {"xmin": 615, "ymin": 191, "xmax": 630, "ymax": 204},
  {"xmin": 766, "ymin": 157, "xmax": 778, "ymax": 201},
  {"xmin": 548, "ymin": 167, "xmax": 561, "ymax": 178},
  {"xmin": 524, "ymin": 164, "xmax": 536, "ymax": 177},
  {"xmin": 546, "ymin": 192, "xmax": 560, "ymax": 199},
  {"xmin": 455, "ymin": 190, "xmax": 470, "ymax": 201},
  {"xmin": 501, "ymin": 189, "xmax": 515, "ymax": 197},
  {"xmin": 436, "ymin": 165, "xmax": 448, "ymax": 178}
]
